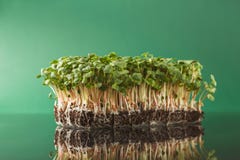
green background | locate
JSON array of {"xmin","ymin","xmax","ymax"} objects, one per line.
[
  {"xmin": 0, "ymin": 1, "xmax": 240, "ymax": 159},
  {"xmin": 0, "ymin": 0, "xmax": 239, "ymax": 113}
]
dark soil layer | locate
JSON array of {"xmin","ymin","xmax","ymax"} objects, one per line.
[
  {"xmin": 54, "ymin": 106, "xmax": 203, "ymax": 128},
  {"xmin": 54, "ymin": 125, "xmax": 203, "ymax": 147}
]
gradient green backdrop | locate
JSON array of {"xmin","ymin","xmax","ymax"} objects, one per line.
[{"xmin": 0, "ymin": 0, "xmax": 239, "ymax": 114}]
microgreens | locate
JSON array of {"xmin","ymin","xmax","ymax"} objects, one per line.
[{"xmin": 38, "ymin": 52, "xmax": 217, "ymax": 113}]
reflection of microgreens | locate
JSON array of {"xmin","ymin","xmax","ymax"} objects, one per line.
[
  {"xmin": 37, "ymin": 52, "xmax": 217, "ymax": 114},
  {"xmin": 52, "ymin": 127, "xmax": 216, "ymax": 160}
]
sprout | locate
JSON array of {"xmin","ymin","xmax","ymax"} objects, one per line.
[{"xmin": 38, "ymin": 52, "xmax": 217, "ymax": 115}]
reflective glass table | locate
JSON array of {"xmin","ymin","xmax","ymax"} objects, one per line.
[{"xmin": 0, "ymin": 112, "xmax": 239, "ymax": 159}]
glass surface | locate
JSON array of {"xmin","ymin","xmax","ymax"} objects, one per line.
[{"xmin": 0, "ymin": 112, "xmax": 239, "ymax": 159}]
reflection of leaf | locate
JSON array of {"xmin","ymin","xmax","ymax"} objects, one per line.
[
  {"xmin": 49, "ymin": 150, "xmax": 58, "ymax": 160},
  {"xmin": 207, "ymin": 150, "xmax": 218, "ymax": 160}
]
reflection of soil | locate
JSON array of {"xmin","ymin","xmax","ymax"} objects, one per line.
[{"xmin": 52, "ymin": 125, "xmax": 207, "ymax": 160}]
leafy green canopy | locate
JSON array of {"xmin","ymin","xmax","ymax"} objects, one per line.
[{"xmin": 37, "ymin": 52, "xmax": 216, "ymax": 101}]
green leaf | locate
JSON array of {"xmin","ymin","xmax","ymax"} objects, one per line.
[
  {"xmin": 207, "ymin": 94, "xmax": 215, "ymax": 101},
  {"xmin": 81, "ymin": 77, "xmax": 88, "ymax": 84},
  {"xmin": 112, "ymin": 83, "xmax": 120, "ymax": 91},
  {"xmin": 48, "ymin": 92, "xmax": 53, "ymax": 99},
  {"xmin": 111, "ymin": 60, "xmax": 127, "ymax": 68},
  {"xmin": 118, "ymin": 70, "xmax": 129, "ymax": 75},
  {"xmin": 103, "ymin": 65, "xmax": 112, "ymax": 73},
  {"xmin": 82, "ymin": 66, "xmax": 91, "ymax": 72},
  {"xmin": 207, "ymin": 86, "xmax": 216, "ymax": 94},
  {"xmin": 36, "ymin": 74, "xmax": 41, "ymax": 78},
  {"xmin": 83, "ymin": 71, "xmax": 94, "ymax": 78},
  {"xmin": 131, "ymin": 72, "xmax": 143, "ymax": 85},
  {"xmin": 210, "ymin": 74, "xmax": 217, "ymax": 87},
  {"xmin": 94, "ymin": 82, "xmax": 102, "ymax": 88},
  {"xmin": 50, "ymin": 72, "xmax": 56, "ymax": 78},
  {"xmin": 40, "ymin": 68, "xmax": 45, "ymax": 75},
  {"xmin": 44, "ymin": 79, "xmax": 50, "ymax": 85},
  {"xmin": 50, "ymin": 60, "xmax": 58, "ymax": 64}
]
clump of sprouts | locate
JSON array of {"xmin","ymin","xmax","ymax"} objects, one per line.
[{"xmin": 37, "ymin": 52, "xmax": 216, "ymax": 115}]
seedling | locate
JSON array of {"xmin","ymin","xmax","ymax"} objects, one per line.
[{"xmin": 38, "ymin": 52, "xmax": 217, "ymax": 127}]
